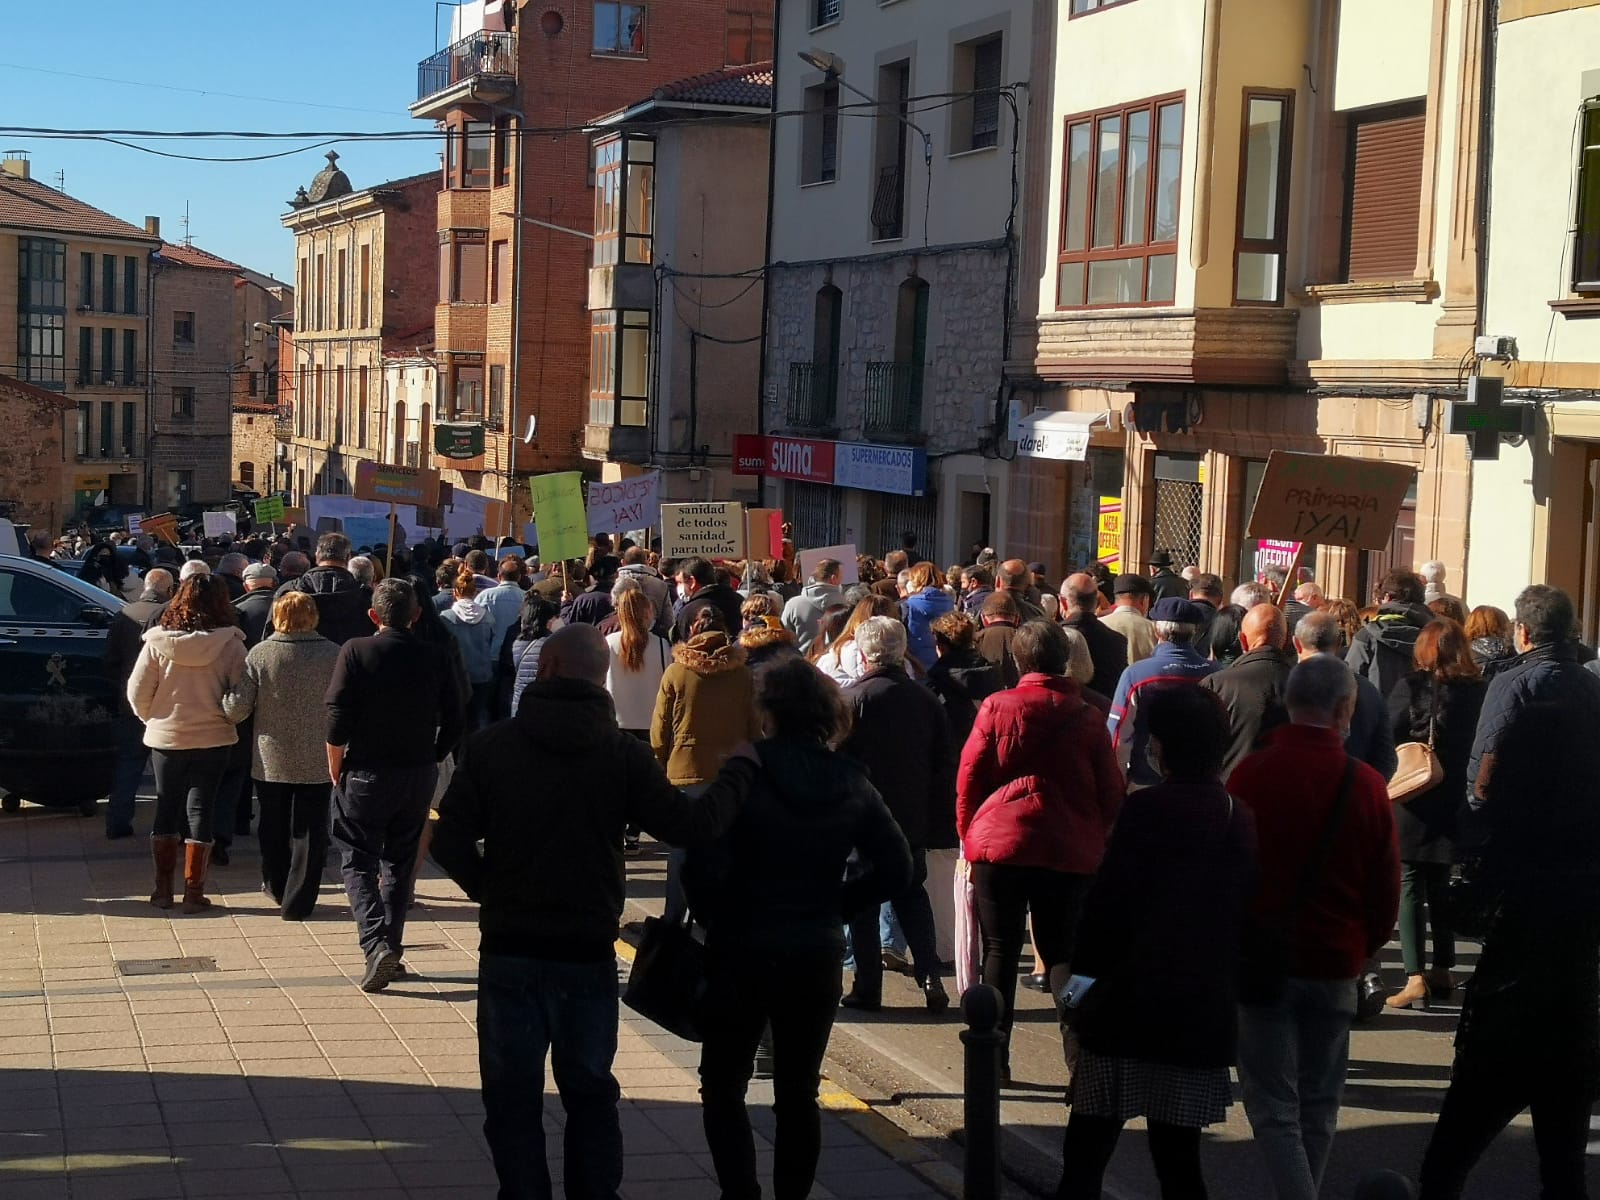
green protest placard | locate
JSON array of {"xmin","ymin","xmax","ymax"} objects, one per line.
[
  {"xmin": 528, "ymin": 472, "xmax": 589, "ymax": 561},
  {"xmin": 254, "ymin": 495, "xmax": 285, "ymax": 524}
]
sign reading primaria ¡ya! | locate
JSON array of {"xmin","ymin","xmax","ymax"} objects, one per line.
[
  {"xmin": 354, "ymin": 461, "xmax": 442, "ymax": 508},
  {"xmin": 1245, "ymin": 451, "xmax": 1415, "ymax": 551}
]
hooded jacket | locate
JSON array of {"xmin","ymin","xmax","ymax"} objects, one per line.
[
  {"xmin": 127, "ymin": 625, "xmax": 248, "ymax": 751},
  {"xmin": 1346, "ymin": 601, "xmax": 1433, "ymax": 698},
  {"xmin": 685, "ymin": 738, "xmax": 913, "ymax": 955},
  {"xmin": 781, "ymin": 579, "xmax": 843, "ymax": 653},
  {"xmin": 441, "ymin": 595, "xmax": 498, "ymax": 684},
  {"xmin": 957, "ymin": 673, "xmax": 1124, "ymax": 873},
  {"xmin": 903, "ymin": 586, "xmax": 955, "ymax": 670},
  {"xmin": 841, "ymin": 665, "xmax": 957, "ymax": 850},
  {"xmin": 431, "ymin": 677, "xmax": 757, "ymax": 961},
  {"xmin": 651, "ymin": 633, "xmax": 763, "ymax": 785},
  {"xmin": 618, "ymin": 561, "xmax": 674, "ymax": 636},
  {"xmin": 273, "ymin": 565, "xmax": 375, "ymax": 645}
]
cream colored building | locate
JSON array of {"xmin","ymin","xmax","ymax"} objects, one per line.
[
  {"xmin": 1464, "ymin": 0, "xmax": 1600, "ymax": 630},
  {"xmin": 1008, "ymin": 0, "xmax": 1487, "ymax": 599}
]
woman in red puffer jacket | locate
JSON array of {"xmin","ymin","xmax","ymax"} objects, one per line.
[{"xmin": 956, "ymin": 619, "xmax": 1123, "ymax": 1075}]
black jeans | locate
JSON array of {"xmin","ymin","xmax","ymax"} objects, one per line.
[
  {"xmin": 700, "ymin": 947, "xmax": 843, "ymax": 1200},
  {"xmin": 478, "ymin": 953, "xmax": 622, "ymax": 1200},
  {"xmin": 1058, "ymin": 1114, "xmax": 1207, "ymax": 1200},
  {"xmin": 847, "ymin": 848, "xmax": 940, "ymax": 995},
  {"xmin": 331, "ymin": 764, "xmax": 436, "ymax": 957},
  {"xmin": 150, "ymin": 746, "xmax": 232, "ymax": 843},
  {"xmin": 257, "ymin": 781, "xmax": 332, "ymax": 921},
  {"xmin": 970, "ymin": 863, "xmax": 1093, "ymax": 1037},
  {"xmin": 213, "ymin": 718, "xmax": 255, "ymax": 847},
  {"xmin": 1418, "ymin": 1060, "xmax": 1594, "ymax": 1199}
]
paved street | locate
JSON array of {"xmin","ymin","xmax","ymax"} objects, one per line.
[{"xmin": 0, "ymin": 800, "xmax": 956, "ymax": 1200}]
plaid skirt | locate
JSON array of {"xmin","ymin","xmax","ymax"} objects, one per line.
[{"xmin": 1067, "ymin": 1049, "xmax": 1233, "ymax": 1127}]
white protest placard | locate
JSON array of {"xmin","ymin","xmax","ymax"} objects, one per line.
[
  {"xmin": 661, "ymin": 502, "xmax": 744, "ymax": 559},
  {"xmin": 587, "ymin": 472, "xmax": 661, "ymax": 535},
  {"xmin": 201, "ymin": 511, "xmax": 236, "ymax": 539},
  {"xmin": 125, "ymin": 513, "xmax": 146, "ymax": 535},
  {"xmin": 797, "ymin": 544, "xmax": 859, "ymax": 585}
]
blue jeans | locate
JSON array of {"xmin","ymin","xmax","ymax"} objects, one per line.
[
  {"xmin": 478, "ymin": 954, "xmax": 622, "ymax": 1200},
  {"xmin": 1237, "ymin": 977, "xmax": 1358, "ymax": 1200},
  {"xmin": 107, "ymin": 715, "xmax": 149, "ymax": 833}
]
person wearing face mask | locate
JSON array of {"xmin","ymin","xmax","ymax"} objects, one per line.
[{"xmin": 672, "ymin": 557, "xmax": 745, "ymax": 643}]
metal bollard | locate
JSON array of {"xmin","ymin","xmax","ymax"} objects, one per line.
[{"xmin": 959, "ymin": 983, "xmax": 1005, "ymax": 1200}]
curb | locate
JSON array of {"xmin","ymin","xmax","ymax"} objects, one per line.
[{"xmin": 613, "ymin": 937, "xmax": 963, "ymax": 1199}]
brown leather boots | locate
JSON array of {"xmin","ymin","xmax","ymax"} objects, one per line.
[{"xmin": 149, "ymin": 835, "xmax": 181, "ymax": 909}]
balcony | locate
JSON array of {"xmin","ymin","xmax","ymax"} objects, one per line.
[
  {"xmin": 863, "ymin": 361, "xmax": 923, "ymax": 441},
  {"xmin": 582, "ymin": 422, "xmax": 649, "ymax": 465},
  {"xmin": 412, "ymin": 31, "xmax": 516, "ymax": 119},
  {"xmin": 871, "ymin": 165, "xmax": 905, "ymax": 242},
  {"xmin": 786, "ymin": 361, "xmax": 838, "ymax": 431}
]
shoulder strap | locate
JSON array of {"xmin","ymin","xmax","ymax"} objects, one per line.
[
  {"xmin": 1285, "ymin": 756, "xmax": 1356, "ymax": 921},
  {"xmin": 1425, "ymin": 679, "xmax": 1440, "ymax": 749},
  {"xmin": 658, "ymin": 637, "xmax": 667, "ymax": 671}
]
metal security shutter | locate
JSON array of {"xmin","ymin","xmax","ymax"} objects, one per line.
[
  {"xmin": 875, "ymin": 495, "xmax": 938, "ymax": 562},
  {"xmin": 1343, "ymin": 103, "xmax": 1426, "ymax": 281},
  {"xmin": 789, "ymin": 482, "xmax": 842, "ymax": 551}
]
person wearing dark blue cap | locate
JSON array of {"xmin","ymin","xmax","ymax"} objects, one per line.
[{"xmin": 1106, "ymin": 597, "xmax": 1219, "ymax": 786}]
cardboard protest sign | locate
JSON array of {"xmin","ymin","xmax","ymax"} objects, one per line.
[
  {"xmin": 745, "ymin": 509, "xmax": 782, "ymax": 560},
  {"xmin": 1245, "ymin": 452, "xmax": 1415, "ymax": 551},
  {"xmin": 528, "ymin": 472, "xmax": 589, "ymax": 561},
  {"xmin": 201, "ymin": 511, "xmax": 236, "ymax": 539},
  {"xmin": 139, "ymin": 513, "xmax": 179, "ymax": 544},
  {"xmin": 587, "ymin": 472, "xmax": 661, "ymax": 535},
  {"xmin": 354, "ymin": 461, "xmax": 441, "ymax": 508},
  {"xmin": 661, "ymin": 503, "xmax": 744, "ymax": 559},
  {"xmin": 253, "ymin": 495, "xmax": 285, "ymax": 524},
  {"xmin": 797, "ymin": 544, "xmax": 859, "ymax": 585},
  {"xmin": 125, "ymin": 513, "xmax": 146, "ymax": 536}
]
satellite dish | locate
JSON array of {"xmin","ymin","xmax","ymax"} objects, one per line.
[{"xmin": 523, "ymin": 414, "xmax": 538, "ymax": 444}]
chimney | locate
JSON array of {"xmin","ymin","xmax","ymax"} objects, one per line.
[
  {"xmin": 144, "ymin": 216, "xmax": 160, "ymax": 237},
  {"xmin": 1, "ymin": 150, "xmax": 31, "ymax": 180}
]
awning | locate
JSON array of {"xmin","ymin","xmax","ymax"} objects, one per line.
[{"xmin": 1012, "ymin": 410, "xmax": 1110, "ymax": 462}]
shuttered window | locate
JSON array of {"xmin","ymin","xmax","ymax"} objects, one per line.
[
  {"xmin": 1342, "ymin": 102, "xmax": 1426, "ymax": 282},
  {"xmin": 1575, "ymin": 102, "xmax": 1600, "ymax": 292}
]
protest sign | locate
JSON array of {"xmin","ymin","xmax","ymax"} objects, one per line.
[
  {"xmin": 587, "ymin": 472, "xmax": 661, "ymax": 535},
  {"xmin": 661, "ymin": 502, "xmax": 744, "ymax": 559},
  {"xmin": 528, "ymin": 472, "xmax": 589, "ymax": 561},
  {"xmin": 797, "ymin": 544, "xmax": 859, "ymax": 585},
  {"xmin": 201, "ymin": 511, "xmax": 236, "ymax": 539},
  {"xmin": 353, "ymin": 461, "xmax": 441, "ymax": 508},
  {"xmin": 342, "ymin": 516, "xmax": 395, "ymax": 550},
  {"xmin": 253, "ymin": 495, "xmax": 285, "ymax": 524},
  {"xmin": 125, "ymin": 513, "xmax": 146, "ymax": 536},
  {"xmin": 139, "ymin": 513, "xmax": 179, "ymax": 544},
  {"xmin": 745, "ymin": 509, "xmax": 782, "ymax": 560},
  {"xmin": 1245, "ymin": 451, "xmax": 1415, "ymax": 551}
]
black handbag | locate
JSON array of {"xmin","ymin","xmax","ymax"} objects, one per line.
[
  {"xmin": 1238, "ymin": 759, "xmax": 1356, "ymax": 1006},
  {"xmin": 622, "ymin": 911, "xmax": 707, "ymax": 1042},
  {"xmin": 1445, "ymin": 855, "xmax": 1503, "ymax": 942}
]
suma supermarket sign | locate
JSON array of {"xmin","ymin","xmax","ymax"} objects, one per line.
[{"xmin": 732, "ymin": 434, "xmax": 926, "ymax": 497}]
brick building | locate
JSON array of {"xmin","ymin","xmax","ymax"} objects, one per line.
[
  {"xmin": 409, "ymin": 0, "xmax": 774, "ymax": 532},
  {"xmin": 0, "ymin": 373, "xmax": 71, "ymax": 532},
  {"xmin": 279, "ymin": 158, "xmax": 438, "ymax": 503}
]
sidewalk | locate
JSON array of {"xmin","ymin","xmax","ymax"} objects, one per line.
[{"xmin": 0, "ymin": 803, "xmax": 952, "ymax": 1199}]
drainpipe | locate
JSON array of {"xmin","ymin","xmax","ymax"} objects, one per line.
[
  {"xmin": 506, "ymin": 112, "xmax": 526, "ymax": 538},
  {"xmin": 1189, "ymin": 0, "xmax": 1223, "ymax": 271},
  {"xmin": 751, "ymin": 0, "xmax": 783, "ymax": 511},
  {"xmin": 144, "ymin": 250, "xmax": 156, "ymax": 508}
]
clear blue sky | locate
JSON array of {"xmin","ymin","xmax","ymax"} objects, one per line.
[{"xmin": 0, "ymin": 1, "xmax": 450, "ymax": 280}]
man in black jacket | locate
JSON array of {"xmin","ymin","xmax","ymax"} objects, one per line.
[
  {"xmin": 1060, "ymin": 572, "xmax": 1129, "ymax": 698},
  {"xmin": 1188, "ymin": 572, "xmax": 1226, "ymax": 659},
  {"xmin": 233, "ymin": 562, "xmax": 277, "ymax": 649},
  {"xmin": 325, "ymin": 578, "xmax": 466, "ymax": 992},
  {"xmin": 672, "ymin": 556, "xmax": 744, "ymax": 642},
  {"xmin": 1346, "ymin": 568, "xmax": 1432, "ymax": 698},
  {"xmin": 1148, "ymin": 549, "xmax": 1188, "ymax": 601},
  {"xmin": 1203, "ymin": 603, "xmax": 1295, "ymax": 777},
  {"xmin": 274, "ymin": 532, "xmax": 375, "ymax": 645},
  {"xmin": 431, "ymin": 622, "xmax": 755, "ymax": 1200},
  {"xmin": 103, "ymin": 567, "xmax": 174, "ymax": 840},
  {"xmin": 840, "ymin": 617, "xmax": 956, "ymax": 1013}
]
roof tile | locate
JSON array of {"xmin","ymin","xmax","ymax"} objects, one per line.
[
  {"xmin": 651, "ymin": 62, "xmax": 774, "ymax": 109},
  {"xmin": 0, "ymin": 172, "xmax": 157, "ymax": 243}
]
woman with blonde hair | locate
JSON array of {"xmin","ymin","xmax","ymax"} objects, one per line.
[
  {"xmin": 223, "ymin": 591, "xmax": 342, "ymax": 920},
  {"xmin": 1324, "ymin": 597, "xmax": 1363, "ymax": 653},
  {"xmin": 128, "ymin": 574, "xmax": 247, "ymax": 913},
  {"xmin": 815, "ymin": 595, "xmax": 899, "ymax": 686}
]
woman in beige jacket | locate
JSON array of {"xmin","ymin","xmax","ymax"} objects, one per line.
[{"xmin": 127, "ymin": 574, "xmax": 247, "ymax": 913}]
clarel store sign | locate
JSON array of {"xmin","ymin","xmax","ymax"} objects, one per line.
[{"xmin": 732, "ymin": 434, "xmax": 927, "ymax": 497}]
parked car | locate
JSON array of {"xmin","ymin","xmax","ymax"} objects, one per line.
[{"xmin": 0, "ymin": 554, "xmax": 124, "ymax": 815}]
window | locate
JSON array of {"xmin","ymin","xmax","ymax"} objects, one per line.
[
  {"xmin": 100, "ymin": 329, "xmax": 115, "ymax": 384},
  {"xmin": 592, "ymin": 135, "xmax": 655, "ymax": 267},
  {"xmin": 79, "ymin": 252, "xmax": 93, "ymax": 309},
  {"xmin": 315, "ymin": 253, "xmax": 326, "ymax": 329},
  {"xmin": 489, "ymin": 364, "xmax": 506, "ymax": 428},
  {"xmin": 0, "ymin": 567, "xmax": 84, "ymax": 624},
  {"xmin": 75, "ymin": 402, "xmax": 89, "ymax": 456},
  {"xmin": 1573, "ymin": 101, "xmax": 1600, "ymax": 292},
  {"xmin": 954, "ymin": 35, "xmax": 1004, "ymax": 153},
  {"xmin": 99, "ymin": 401, "xmax": 114, "ymax": 457},
  {"xmin": 454, "ymin": 364, "xmax": 485, "ymax": 417},
  {"xmin": 440, "ymin": 231, "xmax": 489, "ymax": 302},
  {"xmin": 122, "ymin": 329, "xmax": 136, "ymax": 385},
  {"xmin": 491, "ymin": 240, "xmax": 510, "ymax": 303},
  {"xmin": 588, "ymin": 309, "xmax": 650, "ymax": 427},
  {"xmin": 171, "ymin": 386, "xmax": 195, "ymax": 419},
  {"xmin": 77, "ymin": 327, "xmax": 92, "ymax": 384},
  {"xmin": 594, "ymin": 2, "xmax": 647, "ymax": 55},
  {"xmin": 336, "ymin": 248, "xmax": 347, "ymax": 329},
  {"xmin": 356, "ymin": 366, "xmax": 368, "ymax": 449},
  {"xmin": 359, "ymin": 244, "xmax": 372, "ymax": 328},
  {"xmin": 494, "ymin": 116, "xmax": 513, "ymax": 188},
  {"xmin": 123, "ymin": 256, "xmax": 138, "ymax": 313},
  {"xmin": 173, "ymin": 310, "xmax": 195, "ymax": 347},
  {"xmin": 1070, "ymin": 0, "xmax": 1135, "ymax": 12},
  {"xmin": 240, "ymin": 461, "xmax": 255, "ymax": 488},
  {"xmin": 17, "ymin": 237, "xmax": 66, "ymax": 388},
  {"xmin": 102, "ymin": 256, "xmax": 117, "ymax": 314},
  {"xmin": 725, "ymin": 8, "xmax": 773, "ymax": 65},
  {"xmin": 1235, "ymin": 91, "xmax": 1294, "ymax": 304},
  {"xmin": 248, "ymin": 371, "xmax": 259, "ymax": 397},
  {"xmin": 166, "ymin": 471, "xmax": 193, "ymax": 508},
  {"xmin": 813, "ymin": 0, "xmax": 840, "ymax": 26},
  {"xmin": 1341, "ymin": 101, "xmax": 1425, "ymax": 282},
  {"xmin": 121, "ymin": 402, "xmax": 135, "ymax": 456},
  {"xmin": 802, "ymin": 82, "xmax": 840, "ymax": 184},
  {"xmin": 334, "ymin": 367, "xmax": 345, "ymax": 444},
  {"xmin": 870, "ymin": 61, "xmax": 911, "ymax": 238},
  {"xmin": 1057, "ymin": 94, "xmax": 1185, "ymax": 308},
  {"xmin": 297, "ymin": 256, "xmax": 308, "ymax": 326},
  {"xmin": 464, "ymin": 121, "xmax": 491, "ymax": 188}
]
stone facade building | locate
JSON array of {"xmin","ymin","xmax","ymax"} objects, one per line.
[{"xmin": 0, "ymin": 373, "xmax": 71, "ymax": 532}]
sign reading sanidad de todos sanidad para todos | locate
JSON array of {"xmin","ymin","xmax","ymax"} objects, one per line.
[
  {"xmin": 1246, "ymin": 451, "xmax": 1415, "ymax": 551},
  {"xmin": 661, "ymin": 502, "xmax": 744, "ymax": 559}
]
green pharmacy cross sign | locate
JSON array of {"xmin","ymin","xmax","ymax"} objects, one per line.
[
  {"xmin": 434, "ymin": 423, "xmax": 486, "ymax": 460},
  {"xmin": 1447, "ymin": 376, "xmax": 1534, "ymax": 461}
]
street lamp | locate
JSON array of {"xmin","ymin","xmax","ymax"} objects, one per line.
[{"xmin": 796, "ymin": 47, "xmax": 933, "ymax": 165}]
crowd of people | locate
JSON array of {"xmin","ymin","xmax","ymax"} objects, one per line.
[{"xmin": 80, "ymin": 518, "xmax": 1600, "ymax": 1200}]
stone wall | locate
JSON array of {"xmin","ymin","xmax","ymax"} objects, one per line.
[
  {"xmin": 0, "ymin": 376, "xmax": 70, "ymax": 532},
  {"xmin": 149, "ymin": 261, "xmax": 235, "ymax": 506}
]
